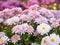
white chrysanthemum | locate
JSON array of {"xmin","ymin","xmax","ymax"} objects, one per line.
[
  {"xmin": 41, "ymin": 36, "xmax": 50, "ymax": 45},
  {"xmin": 37, "ymin": 23, "xmax": 51, "ymax": 35},
  {"xmin": 49, "ymin": 33, "xmax": 60, "ymax": 45}
]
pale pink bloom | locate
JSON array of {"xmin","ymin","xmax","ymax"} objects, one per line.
[
  {"xmin": 39, "ymin": 8, "xmax": 54, "ymax": 18},
  {"xmin": 28, "ymin": 10, "xmax": 40, "ymax": 20},
  {"xmin": 51, "ymin": 21, "xmax": 59, "ymax": 28},
  {"xmin": 12, "ymin": 23, "xmax": 28, "ymax": 34},
  {"xmin": 4, "ymin": 16, "xmax": 20, "ymax": 25},
  {"xmin": 34, "ymin": 15, "xmax": 48, "ymax": 24},
  {"xmin": 12, "ymin": 25, "xmax": 22, "ymax": 33},
  {"xmin": 19, "ymin": 23, "xmax": 34, "ymax": 34},
  {"xmin": 2, "ymin": 9, "xmax": 14, "ymax": 18},
  {"xmin": 26, "ymin": 24, "xmax": 34, "ymax": 34},
  {"xmin": 11, "ymin": 34, "xmax": 20, "ymax": 44},
  {"xmin": 12, "ymin": 25, "xmax": 26, "ymax": 34},
  {"xmin": 41, "ymin": 36, "xmax": 50, "ymax": 45},
  {"xmin": 20, "ymin": 14, "xmax": 31, "ymax": 22}
]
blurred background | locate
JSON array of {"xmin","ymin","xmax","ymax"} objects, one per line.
[{"xmin": 0, "ymin": 0, "xmax": 60, "ymax": 11}]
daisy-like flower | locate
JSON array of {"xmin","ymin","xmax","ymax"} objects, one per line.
[
  {"xmin": 51, "ymin": 21, "xmax": 59, "ymax": 28},
  {"xmin": 12, "ymin": 23, "xmax": 28, "ymax": 35},
  {"xmin": 0, "ymin": 35, "xmax": 9, "ymax": 45},
  {"xmin": 12, "ymin": 25, "xmax": 22, "ymax": 34},
  {"xmin": 26, "ymin": 24, "xmax": 34, "ymax": 34},
  {"xmin": 20, "ymin": 14, "xmax": 31, "ymax": 22},
  {"xmin": 12, "ymin": 25, "xmax": 26, "ymax": 34},
  {"xmin": 28, "ymin": 10, "xmax": 40, "ymax": 20},
  {"xmin": 4, "ymin": 16, "xmax": 20, "ymax": 25},
  {"xmin": 34, "ymin": 15, "xmax": 48, "ymax": 24},
  {"xmin": 39, "ymin": 8, "xmax": 54, "ymax": 18},
  {"xmin": 37, "ymin": 23, "xmax": 51, "ymax": 35},
  {"xmin": 11, "ymin": 34, "xmax": 20, "ymax": 44},
  {"xmin": 41, "ymin": 36, "xmax": 50, "ymax": 45},
  {"xmin": 49, "ymin": 33, "xmax": 60, "ymax": 45}
]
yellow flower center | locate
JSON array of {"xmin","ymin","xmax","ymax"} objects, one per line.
[
  {"xmin": 25, "ymin": 16, "xmax": 28, "ymax": 19},
  {"xmin": 43, "ymin": 40, "xmax": 47, "ymax": 44},
  {"xmin": 39, "ymin": 18, "xmax": 43, "ymax": 21},
  {"xmin": 11, "ymin": 18, "xmax": 15, "ymax": 22},
  {"xmin": 42, "ymin": 10, "xmax": 46, "ymax": 12},
  {"xmin": 41, "ymin": 26, "xmax": 46, "ymax": 30},
  {"xmin": 51, "ymin": 38, "xmax": 56, "ymax": 42},
  {"xmin": 28, "ymin": 26, "xmax": 31, "ymax": 30},
  {"xmin": 0, "ymin": 39, "xmax": 5, "ymax": 43}
]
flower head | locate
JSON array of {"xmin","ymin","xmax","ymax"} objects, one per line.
[
  {"xmin": 49, "ymin": 33, "xmax": 60, "ymax": 45},
  {"xmin": 41, "ymin": 36, "xmax": 50, "ymax": 45},
  {"xmin": 37, "ymin": 23, "xmax": 51, "ymax": 35},
  {"xmin": 11, "ymin": 34, "xmax": 20, "ymax": 44}
]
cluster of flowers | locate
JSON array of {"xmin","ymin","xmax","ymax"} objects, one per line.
[
  {"xmin": 27, "ymin": 0, "xmax": 57, "ymax": 6},
  {"xmin": 0, "ymin": 4, "xmax": 60, "ymax": 45},
  {"xmin": 0, "ymin": 0, "xmax": 28, "ymax": 11}
]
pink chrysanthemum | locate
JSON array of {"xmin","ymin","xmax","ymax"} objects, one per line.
[{"xmin": 11, "ymin": 34, "xmax": 20, "ymax": 44}]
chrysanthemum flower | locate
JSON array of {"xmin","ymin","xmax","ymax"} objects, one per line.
[
  {"xmin": 51, "ymin": 21, "xmax": 59, "ymax": 28},
  {"xmin": 37, "ymin": 23, "xmax": 51, "ymax": 35},
  {"xmin": 20, "ymin": 14, "xmax": 31, "ymax": 22},
  {"xmin": 4, "ymin": 16, "xmax": 20, "ymax": 25},
  {"xmin": 49, "ymin": 33, "xmax": 60, "ymax": 45},
  {"xmin": 39, "ymin": 8, "xmax": 54, "ymax": 18},
  {"xmin": 35, "ymin": 15, "xmax": 48, "ymax": 24},
  {"xmin": 41, "ymin": 36, "xmax": 50, "ymax": 45},
  {"xmin": 11, "ymin": 34, "xmax": 20, "ymax": 44},
  {"xmin": 26, "ymin": 24, "xmax": 34, "ymax": 34},
  {"xmin": 12, "ymin": 24, "xmax": 26, "ymax": 35},
  {"xmin": 0, "ymin": 35, "xmax": 9, "ymax": 45}
]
